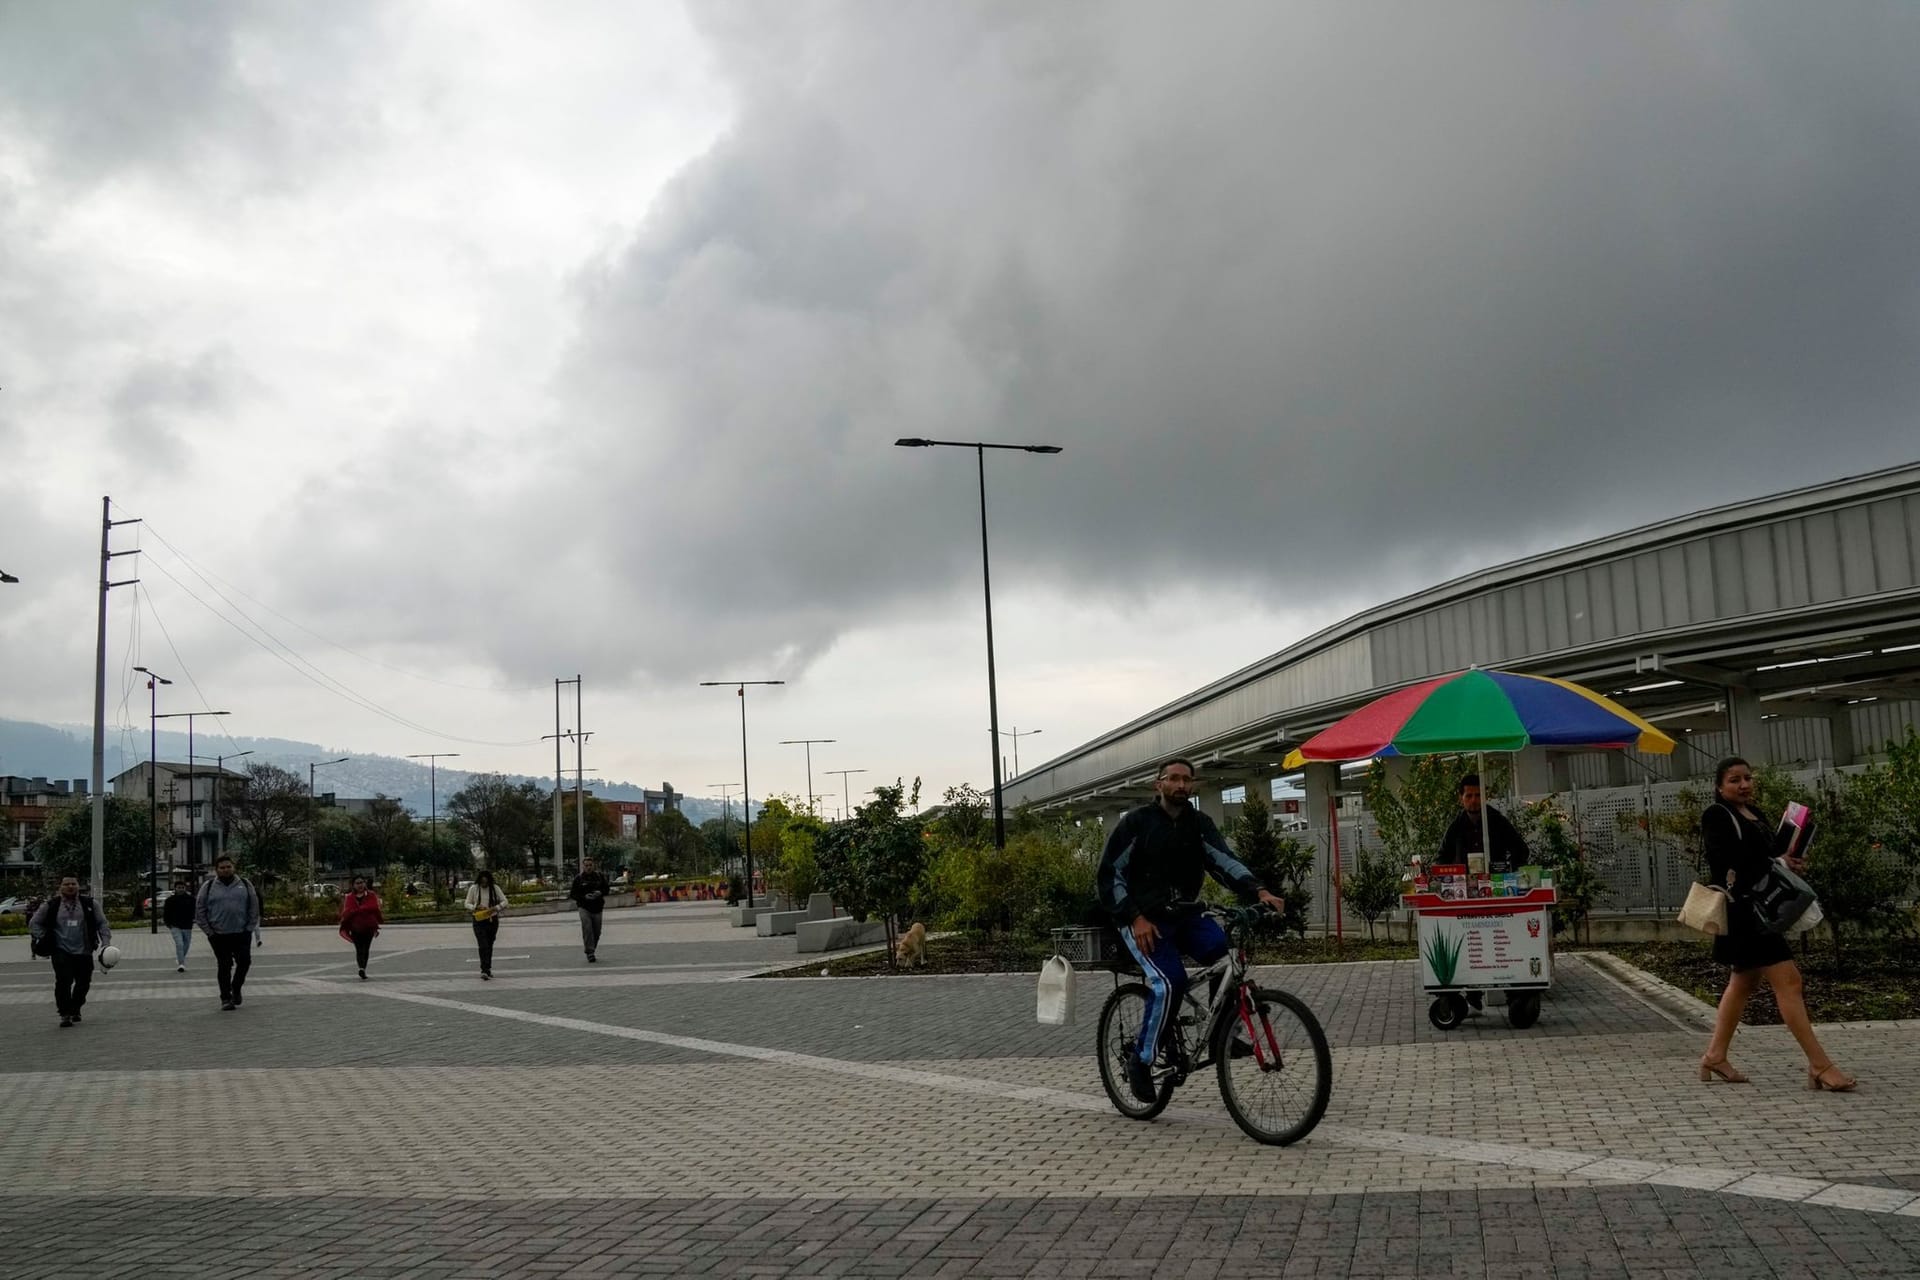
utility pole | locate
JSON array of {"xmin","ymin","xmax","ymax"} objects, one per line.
[
  {"xmin": 778, "ymin": 739, "xmax": 836, "ymax": 814},
  {"xmin": 93, "ymin": 497, "xmax": 141, "ymax": 895},
  {"xmin": 553, "ymin": 676, "xmax": 579, "ymax": 883},
  {"xmin": 132, "ymin": 666, "xmax": 171, "ymax": 933},
  {"xmin": 307, "ymin": 757, "xmax": 350, "ymax": 887},
  {"xmin": 711, "ymin": 783, "xmax": 740, "ymax": 882},
  {"xmin": 406, "ymin": 754, "xmax": 461, "ymax": 885},
  {"xmin": 574, "ymin": 677, "xmax": 586, "ymax": 874},
  {"xmin": 211, "ymin": 750, "xmax": 253, "ymax": 863},
  {"xmin": 699, "ymin": 680, "xmax": 785, "ymax": 907}
]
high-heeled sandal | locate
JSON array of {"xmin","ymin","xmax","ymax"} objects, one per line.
[
  {"xmin": 1698, "ymin": 1057, "xmax": 1749, "ymax": 1084},
  {"xmin": 1807, "ymin": 1063, "xmax": 1858, "ymax": 1092}
]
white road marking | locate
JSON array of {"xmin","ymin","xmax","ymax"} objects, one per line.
[{"xmin": 334, "ymin": 981, "xmax": 1920, "ymax": 1219}]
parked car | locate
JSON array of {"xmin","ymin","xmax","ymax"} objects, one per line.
[
  {"xmin": 0, "ymin": 895, "xmax": 37, "ymax": 915},
  {"xmin": 306, "ymin": 883, "xmax": 340, "ymax": 899}
]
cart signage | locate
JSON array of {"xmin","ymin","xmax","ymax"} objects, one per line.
[{"xmin": 1416, "ymin": 905, "xmax": 1552, "ymax": 989}]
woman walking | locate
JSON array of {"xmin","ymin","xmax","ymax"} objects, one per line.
[
  {"xmin": 337, "ymin": 877, "xmax": 383, "ymax": 980},
  {"xmin": 1698, "ymin": 757, "xmax": 1856, "ymax": 1091},
  {"xmin": 465, "ymin": 870, "xmax": 504, "ymax": 980}
]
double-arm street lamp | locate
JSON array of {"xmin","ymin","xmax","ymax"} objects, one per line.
[
  {"xmin": 778, "ymin": 738, "xmax": 835, "ymax": 814},
  {"xmin": 895, "ymin": 437, "xmax": 1062, "ymax": 848},
  {"xmin": 998, "ymin": 726, "xmax": 1043, "ymax": 777},
  {"xmin": 824, "ymin": 767, "xmax": 868, "ymax": 817},
  {"xmin": 406, "ymin": 753, "xmax": 461, "ymax": 883},
  {"xmin": 0, "ymin": 570, "xmax": 17, "ymax": 583},
  {"xmin": 208, "ymin": 749, "xmax": 253, "ymax": 864},
  {"xmin": 154, "ymin": 708, "xmax": 229, "ymax": 877},
  {"xmin": 132, "ymin": 666, "xmax": 172, "ymax": 933},
  {"xmin": 308, "ymin": 757, "xmax": 350, "ymax": 886},
  {"xmin": 700, "ymin": 680, "xmax": 785, "ymax": 906}
]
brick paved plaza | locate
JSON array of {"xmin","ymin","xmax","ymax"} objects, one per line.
[{"xmin": 3, "ymin": 902, "xmax": 1918, "ymax": 1278}]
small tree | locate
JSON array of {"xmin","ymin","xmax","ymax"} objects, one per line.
[
  {"xmin": 221, "ymin": 762, "xmax": 309, "ymax": 878},
  {"xmin": 29, "ymin": 796, "xmax": 166, "ymax": 889},
  {"xmin": 1227, "ymin": 792, "xmax": 1313, "ymax": 936},
  {"xmin": 814, "ymin": 780, "xmax": 926, "ymax": 966},
  {"xmin": 1340, "ymin": 848, "xmax": 1404, "ymax": 941}
]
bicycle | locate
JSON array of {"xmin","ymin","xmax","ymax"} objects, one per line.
[{"xmin": 1094, "ymin": 904, "xmax": 1332, "ymax": 1145}]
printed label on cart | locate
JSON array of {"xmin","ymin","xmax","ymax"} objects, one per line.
[{"xmin": 1417, "ymin": 906, "xmax": 1552, "ymax": 988}]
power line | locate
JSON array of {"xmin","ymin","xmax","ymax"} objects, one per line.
[
  {"xmin": 141, "ymin": 520, "xmax": 549, "ymax": 695},
  {"xmin": 140, "ymin": 583, "xmax": 244, "ymax": 753},
  {"xmin": 137, "ymin": 546, "xmax": 542, "ymax": 750}
]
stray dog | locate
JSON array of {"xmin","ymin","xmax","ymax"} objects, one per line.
[{"xmin": 895, "ymin": 921, "xmax": 928, "ymax": 969}]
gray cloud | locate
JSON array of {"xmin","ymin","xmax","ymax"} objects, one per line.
[
  {"xmin": 502, "ymin": 3, "xmax": 1919, "ymax": 681},
  {"xmin": 25, "ymin": 3, "xmax": 1920, "ymax": 705}
]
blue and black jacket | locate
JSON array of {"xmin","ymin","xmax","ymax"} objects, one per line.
[{"xmin": 1097, "ymin": 802, "xmax": 1263, "ymax": 925}]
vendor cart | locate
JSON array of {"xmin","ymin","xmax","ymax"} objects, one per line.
[{"xmin": 1403, "ymin": 885, "xmax": 1557, "ymax": 1030}]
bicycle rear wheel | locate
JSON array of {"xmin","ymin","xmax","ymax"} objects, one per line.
[
  {"xmin": 1214, "ymin": 986, "xmax": 1332, "ymax": 1145},
  {"xmin": 1097, "ymin": 982, "xmax": 1174, "ymax": 1120}
]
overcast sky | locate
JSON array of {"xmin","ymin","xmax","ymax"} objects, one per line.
[{"xmin": 3, "ymin": 2, "xmax": 1918, "ymax": 808}]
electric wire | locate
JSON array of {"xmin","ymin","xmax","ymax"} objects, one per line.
[
  {"xmin": 137, "ymin": 549, "xmax": 542, "ymax": 750},
  {"xmin": 140, "ymin": 520, "xmax": 549, "ymax": 695}
]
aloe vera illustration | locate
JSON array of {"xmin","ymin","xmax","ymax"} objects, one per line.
[{"xmin": 1423, "ymin": 926, "xmax": 1464, "ymax": 986}]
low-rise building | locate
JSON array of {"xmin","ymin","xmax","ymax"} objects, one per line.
[{"xmin": 1, "ymin": 776, "xmax": 89, "ymax": 874}]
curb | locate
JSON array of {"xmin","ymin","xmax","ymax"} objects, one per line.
[{"xmin": 1579, "ymin": 950, "xmax": 1717, "ymax": 1028}]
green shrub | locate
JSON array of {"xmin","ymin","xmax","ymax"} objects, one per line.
[
  {"xmin": 921, "ymin": 829, "xmax": 1096, "ymax": 939},
  {"xmin": 1340, "ymin": 848, "xmax": 1404, "ymax": 941}
]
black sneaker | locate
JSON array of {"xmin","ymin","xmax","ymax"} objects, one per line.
[
  {"xmin": 70, "ymin": 1011, "xmax": 82, "ymax": 1024},
  {"xmin": 587, "ymin": 953, "xmax": 597, "ymax": 963},
  {"xmin": 220, "ymin": 1001, "xmax": 235, "ymax": 1011},
  {"xmin": 231, "ymin": 993, "xmax": 243, "ymax": 1007},
  {"xmin": 481, "ymin": 972, "xmax": 492, "ymax": 981},
  {"xmin": 1229, "ymin": 1032, "xmax": 1257, "ymax": 1060},
  {"xmin": 59, "ymin": 1016, "xmax": 73, "ymax": 1028},
  {"xmin": 359, "ymin": 969, "xmax": 367, "ymax": 980},
  {"xmin": 1125, "ymin": 1053, "xmax": 1158, "ymax": 1104}
]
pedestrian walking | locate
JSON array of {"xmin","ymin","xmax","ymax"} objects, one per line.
[
  {"xmin": 163, "ymin": 881, "xmax": 197, "ymax": 971},
  {"xmin": 196, "ymin": 855, "xmax": 262, "ymax": 1011},
  {"xmin": 337, "ymin": 876, "xmax": 383, "ymax": 979},
  {"xmin": 465, "ymin": 869, "xmax": 504, "ymax": 979},
  {"xmin": 1697, "ymin": 756, "xmax": 1857, "ymax": 1091},
  {"xmin": 27, "ymin": 875, "xmax": 111, "ymax": 1028},
  {"xmin": 569, "ymin": 856, "xmax": 610, "ymax": 962}
]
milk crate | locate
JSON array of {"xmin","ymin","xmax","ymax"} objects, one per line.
[{"xmin": 1049, "ymin": 924, "xmax": 1124, "ymax": 970}]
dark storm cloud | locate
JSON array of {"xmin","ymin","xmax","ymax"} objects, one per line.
[{"xmin": 289, "ymin": 4, "xmax": 1920, "ymax": 685}]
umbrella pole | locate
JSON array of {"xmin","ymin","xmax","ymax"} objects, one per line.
[{"xmin": 1479, "ymin": 751, "xmax": 1492, "ymax": 875}]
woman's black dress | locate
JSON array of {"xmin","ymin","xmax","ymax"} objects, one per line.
[{"xmin": 1701, "ymin": 803, "xmax": 1792, "ymax": 971}]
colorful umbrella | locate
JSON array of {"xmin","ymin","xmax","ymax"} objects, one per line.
[{"xmin": 1281, "ymin": 668, "xmax": 1676, "ymax": 767}]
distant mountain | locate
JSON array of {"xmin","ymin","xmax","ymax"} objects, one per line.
[{"xmin": 0, "ymin": 718, "xmax": 749, "ymax": 822}]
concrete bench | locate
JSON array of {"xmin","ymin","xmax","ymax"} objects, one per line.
[
  {"xmin": 795, "ymin": 917, "xmax": 888, "ymax": 953},
  {"xmin": 728, "ymin": 905, "xmax": 768, "ymax": 928},
  {"xmin": 756, "ymin": 909, "xmax": 808, "ymax": 937},
  {"xmin": 804, "ymin": 893, "xmax": 835, "ymax": 922}
]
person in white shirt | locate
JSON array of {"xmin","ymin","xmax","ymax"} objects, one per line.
[{"xmin": 464, "ymin": 870, "xmax": 506, "ymax": 980}]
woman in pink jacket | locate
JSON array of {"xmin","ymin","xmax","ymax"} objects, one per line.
[{"xmin": 337, "ymin": 877, "xmax": 384, "ymax": 979}]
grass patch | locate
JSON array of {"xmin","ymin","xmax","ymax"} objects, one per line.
[
  {"xmin": 1610, "ymin": 939, "xmax": 1920, "ymax": 1025},
  {"xmin": 758, "ymin": 930, "xmax": 1418, "ymax": 977}
]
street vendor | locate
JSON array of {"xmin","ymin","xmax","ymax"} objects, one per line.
[{"xmin": 1438, "ymin": 773, "xmax": 1531, "ymax": 872}]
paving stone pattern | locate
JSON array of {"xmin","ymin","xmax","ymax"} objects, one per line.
[
  {"xmin": 2, "ymin": 903, "xmax": 1917, "ymax": 1278},
  {"xmin": 5, "ymin": 1188, "xmax": 1919, "ymax": 1279}
]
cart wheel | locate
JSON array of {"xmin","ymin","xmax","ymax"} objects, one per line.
[
  {"xmin": 1506, "ymin": 993, "xmax": 1542, "ymax": 1030},
  {"xmin": 1428, "ymin": 995, "xmax": 1468, "ymax": 1032}
]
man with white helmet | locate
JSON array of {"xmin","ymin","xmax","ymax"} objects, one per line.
[{"xmin": 27, "ymin": 874, "xmax": 112, "ymax": 1029}]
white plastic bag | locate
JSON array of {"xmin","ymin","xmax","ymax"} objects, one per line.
[
  {"xmin": 1788, "ymin": 899, "xmax": 1824, "ymax": 936},
  {"xmin": 1036, "ymin": 954, "xmax": 1077, "ymax": 1025}
]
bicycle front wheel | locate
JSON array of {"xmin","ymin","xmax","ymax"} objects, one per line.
[
  {"xmin": 1097, "ymin": 982, "xmax": 1173, "ymax": 1120},
  {"xmin": 1214, "ymin": 986, "xmax": 1332, "ymax": 1145}
]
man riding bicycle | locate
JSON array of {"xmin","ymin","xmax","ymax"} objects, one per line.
[{"xmin": 1097, "ymin": 757, "xmax": 1286, "ymax": 1103}]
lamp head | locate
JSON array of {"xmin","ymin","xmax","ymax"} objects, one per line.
[{"xmin": 893, "ymin": 437, "xmax": 931, "ymax": 447}]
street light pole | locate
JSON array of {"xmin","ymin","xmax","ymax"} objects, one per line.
[
  {"xmin": 825, "ymin": 767, "xmax": 869, "ymax": 817},
  {"xmin": 307, "ymin": 757, "xmax": 350, "ymax": 887},
  {"xmin": 406, "ymin": 754, "xmax": 461, "ymax": 884},
  {"xmin": 895, "ymin": 437, "xmax": 1061, "ymax": 848},
  {"xmin": 155, "ymin": 709, "xmax": 229, "ymax": 875},
  {"xmin": 997, "ymin": 726, "xmax": 1043, "ymax": 777},
  {"xmin": 132, "ymin": 666, "xmax": 172, "ymax": 933},
  {"xmin": 211, "ymin": 750, "xmax": 252, "ymax": 863},
  {"xmin": 700, "ymin": 680, "xmax": 785, "ymax": 907},
  {"xmin": 778, "ymin": 739, "xmax": 836, "ymax": 814},
  {"xmin": 711, "ymin": 783, "xmax": 740, "ymax": 880}
]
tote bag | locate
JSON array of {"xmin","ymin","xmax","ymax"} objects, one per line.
[{"xmin": 1677, "ymin": 883, "xmax": 1731, "ymax": 936}]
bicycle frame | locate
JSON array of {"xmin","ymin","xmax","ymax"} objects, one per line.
[{"xmin": 1115, "ymin": 908, "xmax": 1287, "ymax": 1079}]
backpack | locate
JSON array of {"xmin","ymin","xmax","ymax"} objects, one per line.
[{"xmin": 31, "ymin": 895, "xmax": 99, "ymax": 957}]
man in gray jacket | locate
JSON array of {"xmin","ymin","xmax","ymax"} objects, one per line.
[
  {"xmin": 196, "ymin": 855, "xmax": 261, "ymax": 1011},
  {"xmin": 28, "ymin": 875, "xmax": 112, "ymax": 1028}
]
